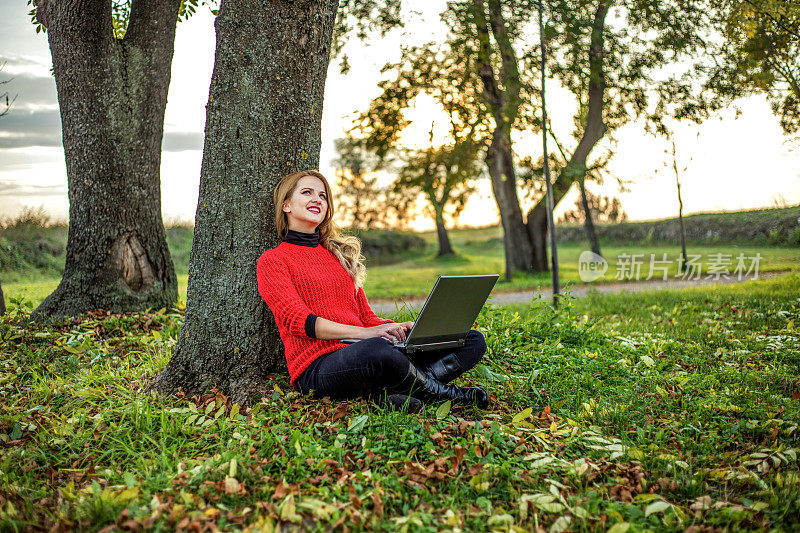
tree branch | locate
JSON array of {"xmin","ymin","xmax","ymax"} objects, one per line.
[
  {"xmin": 487, "ymin": 0, "xmax": 522, "ymax": 123},
  {"xmin": 471, "ymin": 0, "xmax": 504, "ymax": 116},
  {"xmin": 741, "ymin": 0, "xmax": 800, "ymax": 41}
]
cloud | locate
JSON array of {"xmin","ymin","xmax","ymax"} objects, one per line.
[
  {"xmin": 0, "ymin": 71, "xmax": 58, "ymax": 107},
  {"xmin": 0, "ymin": 54, "xmax": 52, "ymax": 78},
  {"xmin": 0, "ymin": 107, "xmax": 61, "ymax": 148},
  {"xmin": 0, "ymin": 180, "xmax": 65, "ymax": 198}
]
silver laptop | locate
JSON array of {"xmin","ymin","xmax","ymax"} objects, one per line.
[{"xmin": 342, "ymin": 274, "xmax": 499, "ymax": 353}]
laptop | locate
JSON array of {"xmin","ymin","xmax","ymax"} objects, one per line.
[{"xmin": 342, "ymin": 274, "xmax": 499, "ymax": 353}]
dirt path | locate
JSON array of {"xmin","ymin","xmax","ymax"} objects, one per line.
[{"xmin": 371, "ymin": 269, "xmax": 792, "ymax": 315}]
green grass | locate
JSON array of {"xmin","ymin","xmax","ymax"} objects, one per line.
[
  {"xmin": 2, "ymin": 274, "xmax": 799, "ymax": 530},
  {"xmin": 5, "ymin": 239, "xmax": 799, "ymax": 307},
  {"xmin": 364, "ymin": 236, "xmax": 800, "ymax": 299}
]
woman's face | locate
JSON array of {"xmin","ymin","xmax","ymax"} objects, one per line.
[{"xmin": 282, "ymin": 175, "xmax": 328, "ymax": 232}]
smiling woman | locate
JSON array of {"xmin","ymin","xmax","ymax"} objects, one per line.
[{"xmin": 256, "ymin": 170, "xmax": 490, "ymax": 412}]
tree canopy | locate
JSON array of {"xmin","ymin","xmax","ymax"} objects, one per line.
[{"xmin": 703, "ymin": 0, "xmax": 800, "ymax": 134}]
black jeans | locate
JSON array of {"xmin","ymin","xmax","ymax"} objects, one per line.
[{"xmin": 295, "ymin": 329, "xmax": 487, "ymax": 400}]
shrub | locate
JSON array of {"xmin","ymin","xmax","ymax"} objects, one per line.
[{"xmin": 348, "ymin": 228, "xmax": 427, "ymax": 265}]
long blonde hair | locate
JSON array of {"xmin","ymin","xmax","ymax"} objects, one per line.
[{"xmin": 273, "ymin": 170, "xmax": 367, "ymax": 288}]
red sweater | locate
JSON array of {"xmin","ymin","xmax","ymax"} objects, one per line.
[{"xmin": 256, "ymin": 242, "xmax": 393, "ymax": 384}]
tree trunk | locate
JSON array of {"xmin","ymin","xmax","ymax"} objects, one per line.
[
  {"xmin": 526, "ymin": 204, "xmax": 548, "ymax": 272},
  {"xmin": 150, "ymin": 0, "xmax": 339, "ymax": 404},
  {"xmin": 473, "ymin": 0, "xmax": 534, "ymax": 279},
  {"xmin": 0, "ymin": 280, "xmax": 5, "ymax": 316},
  {"xmin": 674, "ymin": 141, "xmax": 687, "ymax": 273},
  {"xmin": 433, "ymin": 205, "xmax": 454, "ymax": 256},
  {"xmin": 31, "ymin": 0, "xmax": 180, "ymax": 320},
  {"xmin": 486, "ymin": 133, "xmax": 534, "ymax": 277},
  {"xmin": 526, "ymin": 1, "xmax": 609, "ymax": 270},
  {"xmin": 578, "ymin": 177, "xmax": 601, "ymax": 256}
]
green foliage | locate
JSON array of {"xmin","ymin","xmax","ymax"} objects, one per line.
[
  {"xmin": 348, "ymin": 228, "xmax": 426, "ymax": 265},
  {"xmin": 332, "ymin": 1, "xmax": 404, "ymax": 71},
  {"xmin": 387, "ymin": 114, "xmax": 484, "ymax": 239},
  {"xmin": 2, "ymin": 274, "xmax": 799, "ymax": 530},
  {"xmin": 331, "ymin": 136, "xmax": 391, "ymax": 229},
  {"xmin": 704, "ymin": 0, "xmax": 800, "ymax": 134}
]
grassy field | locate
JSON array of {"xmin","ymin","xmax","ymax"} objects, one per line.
[
  {"xmin": 366, "ymin": 234, "xmax": 800, "ymax": 299},
  {"xmin": 1, "ymin": 273, "xmax": 798, "ymax": 530},
  {"xmin": 4, "ymin": 228, "xmax": 799, "ymax": 306}
]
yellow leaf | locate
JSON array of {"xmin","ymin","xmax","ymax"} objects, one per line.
[
  {"xmin": 607, "ymin": 523, "xmax": 630, "ymax": 533},
  {"xmin": 512, "ymin": 407, "xmax": 533, "ymax": 424},
  {"xmin": 64, "ymin": 345, "xmax": 87, "ymax": 354},
  {"xmin": 115, "ymin": 486, "xmax": 139, "ymax": 503}
]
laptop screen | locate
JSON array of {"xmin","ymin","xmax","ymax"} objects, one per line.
[{"xmin": 406, "ymin": 275, "xmax": 499, "ymax": 345}]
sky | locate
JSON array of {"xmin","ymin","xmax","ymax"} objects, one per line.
[{"xmin": 0, "ymin": 0, "xmax": 798, "ymax": 230}]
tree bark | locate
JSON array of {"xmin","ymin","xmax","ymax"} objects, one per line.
[
  {"xmin": 150, "ymin": 0, "xmax": 339, "ymax": 404},
  {"xmin": 578, "ymin": 177, "xmax": 601, "ymax": 256},
  {"xmin": 0, "ymin": 280, "xmax": 5, "ymax": 316},
  {"xmin": 31, "ymin": 0, "xmax": 180, "ymax": 320},
  {"xmin": 526, "ymin": 1, "xmax": 609, "ymax": 270},
  {"xmin": 433, "ymin": 205, "xmax": 454, "ymax": 256}
]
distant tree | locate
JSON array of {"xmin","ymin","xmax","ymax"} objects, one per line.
[
  {"xmin": 558, "ymin": 189, "xmax": 627, "ymax": 225},
  {"xmin": 392, "ymin": 125, "xmax": 482, "ymax": 256},
  {"xmin": 661, "ymin": 127, "xmax": 698, "ymax": 273},
  {"xmin": 150, "ymin": 0, "xmax": 339, "ymax": 403},
  {"xmin": 669, "ymin": 138, "xmax": 688, "ymax": 273},
  {"xmin": 28, "ymin": 0, "xmax": 192, "ymax": 319},
  {"xmin": 705, "ymin": 0, "xmax": 800, "ymax": 134},
  {"xmin": 355, "ymin": 0, "xmax": 715, "ymax": 279},
  {"xmin": 332, "ymin": 136, "xmax": 385, "ymax": 229}
]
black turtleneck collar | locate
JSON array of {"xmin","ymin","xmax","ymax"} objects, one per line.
[{"xmin": 282, "ymin": 228, "xmax": 320, "ymax": 247}]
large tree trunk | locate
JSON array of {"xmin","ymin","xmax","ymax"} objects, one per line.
[
  {"xmin": 526, "ymin": 1, "xmax": 609, "ymax": 270},
  {"xmin": 486, "ymin": 133, "xmax": 534, "ymax": 276},
  {"xmin": 433, "ymin": 205, "xmax": 454, "ymax": 256},
  {"xmin": 31, "ymin": 0, "xmax": 179, "ymax": 320},
  {"xmin": 150, "ymin": 0, "xmax": 339, "ymax": 404},
  {"xmin": 579, "ymin": 177, "xmax": 601, "ymax": 256}
]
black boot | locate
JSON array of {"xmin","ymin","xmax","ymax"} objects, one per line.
[
  {"xmin": 391, "ymin": 362, "xmax": 489, "ymax": 409},
  {"xmin": 420, "ymin": 353, "xmax": 463, "ymax": 384},
  {"xmin": 379, "ymin": 392, "xmax": 423, "ymax": 414}
]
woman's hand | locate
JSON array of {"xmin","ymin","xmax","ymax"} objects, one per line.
[
  {"xmin": 364, "ymin": 322, "xmax": 409, "ymax": 343},
  {"xmin": 399, "ymin": 321, "xmax": 414, "ymax": 334}
]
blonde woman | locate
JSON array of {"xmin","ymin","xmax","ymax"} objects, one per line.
[{"xmin": 257, "ymin": 170, "xmax": 488, "ymax": 412}]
